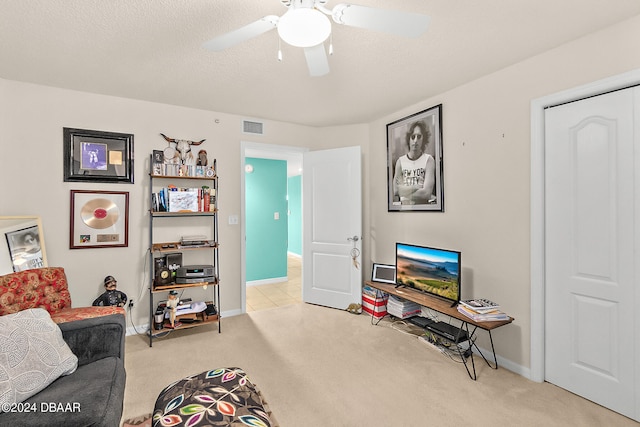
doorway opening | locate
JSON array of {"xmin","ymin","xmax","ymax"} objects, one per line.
[{"xmin": 240, "ymin": 141, "xmax": 307, "ymax": 313}]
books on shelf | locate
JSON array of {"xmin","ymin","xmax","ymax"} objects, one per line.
[
  {"xmin": 459, "ymin": 298, "xmax": 500, "ymax": 313},
  {"xmin": 152, "ymin": 186, "xmax": 216, "ymax": 213},
  {"xmin": 457, "ymin": 303, "xmax": 509, "ymax": 322}
]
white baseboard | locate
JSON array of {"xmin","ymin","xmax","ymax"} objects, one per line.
[
  {"xmin": 126, "ymin": 324, "xmax": 149, "ymax": 336},
  {"xmin": 246, "ymin": 276, "xmax": 287, "ymax": 287},
  {"xmin": 473, "ymin": 345, "xmax": 530, "ymax": 379}
]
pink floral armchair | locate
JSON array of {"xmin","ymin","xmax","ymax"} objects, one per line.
[{"xmin": 0, "ymin": 267, "xmax": 124, "ymax": 323}]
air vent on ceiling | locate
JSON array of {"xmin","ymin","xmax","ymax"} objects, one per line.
[{"xmin": 242, "ymin": 120, "xmax": 264, "ymax": 135}]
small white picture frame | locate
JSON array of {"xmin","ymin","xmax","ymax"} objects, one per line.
[{"xmin": 372, "ymin": 263, "xmax": 396, "ymax": 284}]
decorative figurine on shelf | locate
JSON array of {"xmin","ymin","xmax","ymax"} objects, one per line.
[
  {"xmin": 166, "ymin": 290, "xmax": 180, "ymax": 329},
  {"xmin": 197, "ymin": 149, "xmax": 208, "ymax": 167},
  {"xmin": 92, "ymin": 276, "xmax": 128, "ymax": 307}
]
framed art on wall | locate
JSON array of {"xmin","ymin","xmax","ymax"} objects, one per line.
[
  {"xmin": 387, "ymin": 104, "xmax": 444, "ymax": 211},
  {"xmin": 63, "ymin": 127, "xmax": 134, "ymax": 184},
  {"xmin": 5, "ymin": 224, "xmax": 45, "ymax": 272},
  {"xmin": 70, "ymin": 190, "xmax": 129, "ymax": 249}
]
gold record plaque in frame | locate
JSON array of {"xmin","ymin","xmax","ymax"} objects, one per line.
[
  {"xmin": 80, "ymin": 198, "xmax": 120, "ymax": 229},
  {"xmin": 70, "ymin": 190, "xmax": 129, "ymax": 249}
]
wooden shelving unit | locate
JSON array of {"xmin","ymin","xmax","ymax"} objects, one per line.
[{"xmin": 147, "ymin": 156, "xmax": 220, "ymax": 347}]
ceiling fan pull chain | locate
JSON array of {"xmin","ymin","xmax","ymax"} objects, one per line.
[{"xmin": 278, "ymin": 37, "xmax": 283, "ymax": 62}]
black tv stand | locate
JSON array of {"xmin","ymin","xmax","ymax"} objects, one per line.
[{"xmin": 365, "ymin": 281, "xmax": 514, "ymax": 380}]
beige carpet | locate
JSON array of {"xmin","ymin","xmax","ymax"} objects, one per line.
[{"xmin": 122, "ymin": 303, "xmax": 636, "ymax": 426}]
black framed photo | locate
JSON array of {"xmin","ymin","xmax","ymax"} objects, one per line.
[
  {"xmin": 5, "ymin": 224, "xmax": 45, "ymax": 272},
  {"xmin": 387, "ymin": 105, "xmax": 444, "ymax": 211},
  {"xmin": 63, "ymin": 128, "xmax": 134, "ymax": 183}
]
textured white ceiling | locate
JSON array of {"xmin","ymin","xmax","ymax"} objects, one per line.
[{"xmin": 1, "ymin": 0, "xmax": 639, "ymax": 127}]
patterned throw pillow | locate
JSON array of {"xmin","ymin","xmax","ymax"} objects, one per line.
[{"xmin": 0, "ymin": 308, "xmax": 78, "ymax": 409}]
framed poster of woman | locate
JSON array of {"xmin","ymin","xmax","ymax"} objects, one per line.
[
  {"xmin": 387, "ymin": 104, "xmax": 444, "ymax": 212},
  {"xmin": 5, "ymin": 225, "xmax": 44, "ymax": 272}
]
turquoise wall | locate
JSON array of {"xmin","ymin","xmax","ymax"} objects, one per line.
[
  {"xmin": 287, "ymin": 175, "xmax": 302, "ymax": 256},
  {"xmin": 245, "ymin": 158, "xmax": 288, "ymax": 281}
]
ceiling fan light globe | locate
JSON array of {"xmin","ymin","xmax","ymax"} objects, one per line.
[{"xmin": 277, "ymin": 8, "xmax": 331, "ymax": 48}]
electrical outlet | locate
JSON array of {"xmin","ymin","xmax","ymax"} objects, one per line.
[{"xmin": 128, "ymin": 299, "xmax": 134, "ymax": 308}]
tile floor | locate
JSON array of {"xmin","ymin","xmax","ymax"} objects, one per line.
[{"xmin": 246, "ymin": 255, "xmax": 302, "ymax": 312}]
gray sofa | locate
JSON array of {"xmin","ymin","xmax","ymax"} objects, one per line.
[{"xmin": 0, "ymin": 313, "xmax": 126, "ymax": 427}]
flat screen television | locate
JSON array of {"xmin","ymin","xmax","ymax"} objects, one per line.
[{"xmin": 395, "ymin": 242, "xmax": 461, "ymax": 306}]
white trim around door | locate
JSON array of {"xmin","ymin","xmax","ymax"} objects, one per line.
[{"xmin": 530, "ymin": 68, "xmax": 640, "ymax": 383}]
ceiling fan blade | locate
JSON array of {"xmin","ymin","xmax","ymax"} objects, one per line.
[
  {"xmin": 202, "ymin": 16, "xmax": 278, "ymax": 51},
  {"xmin": 304, "ymin": 44, "xmax": 330, "ymax": 77},
  {"xmin": 331, "ymin": 4, "xmax": 430, "ymax": 38}
]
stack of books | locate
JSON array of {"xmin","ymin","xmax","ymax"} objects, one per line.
[
  {"xmin": 457, "ymin": 298, "xmax": 509, "ymax": 322},
  {"xmin": 386, "ymin": 295, "xmax": 421, "ymax": 319}
]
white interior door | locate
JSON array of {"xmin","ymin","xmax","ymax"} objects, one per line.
[
  {"xmin": 544, "ymin": 87, "xmax": 638, "ymax": 420},
  {"xmin": 302, "ymin": 146, "xmax": 362, "ymax": 310}
]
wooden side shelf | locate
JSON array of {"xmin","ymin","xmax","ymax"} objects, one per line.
[
  {"xmin": 149, "ymin": 174, "xmax": 217, "ymax": 180},
  {"xmin": 150, "ymin": 211, "xmax": 217, "ymax": 217},
  {"xmin": 150, "ymin": 310, "xmax": 219, "ymax": 336},
  {"xmin": 364, "ymin": 281, "xmax": 513, "ymax": 330},
  {"xmin": 152, "ymin": 280, "xmax": 218, "ymax": 293},
  {"xmin": 151, "ymin": 242, "xmax": 218, "ymax": 253}
]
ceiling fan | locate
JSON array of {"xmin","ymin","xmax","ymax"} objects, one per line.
[{"xmin": 202, "ymin": 0, "xmax": 430, "ymax": 77}]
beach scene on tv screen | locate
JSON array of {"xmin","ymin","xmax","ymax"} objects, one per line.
[{"xmin": 396, "ymin": 245, "xmax": 460, "ymax": 301}]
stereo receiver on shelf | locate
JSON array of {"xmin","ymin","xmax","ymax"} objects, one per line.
[{"xmin": 175, "ymin": 265, "xmax": 214, "ymax": 279}]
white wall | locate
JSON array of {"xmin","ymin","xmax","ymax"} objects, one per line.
[
  {"xmin": 367, "ymin": 15, "xmax": 640, "ymax": 370},
  {"xmin": 0, "ymin": 82, "xmax": 367, "ymax": 328}
]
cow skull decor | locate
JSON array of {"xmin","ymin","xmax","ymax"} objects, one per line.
[{"xmin": 160, "ymin": 133, "xmax": 206, "ymax": 166}]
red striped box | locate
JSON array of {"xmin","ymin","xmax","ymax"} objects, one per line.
[{"xmin": 362, "ymin": 293, "xmax": 388, "ymax": 319}]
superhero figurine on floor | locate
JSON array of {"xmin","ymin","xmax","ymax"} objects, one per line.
[{"xmin": 92, "ymin": 275, "xmax": 128, "ymax": 307}]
